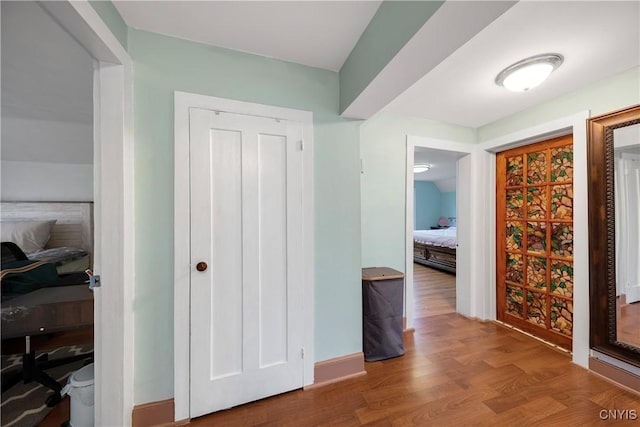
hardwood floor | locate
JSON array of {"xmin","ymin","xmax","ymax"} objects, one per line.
[
  {"xmin": 39, "ymin": 397, "xmax": 70, "ymax": 427},
  {"xmin": 191, "ymin": 313, "xmax": 640, "ymax": 426},
  {"xmin": 413, "ymin": 263, "xmax": 456, "ymax": 318},
  {"xmin": 42, "ymin": 267, "xmax": 639, "ymax": 426},
  {"xmin": 617, "ymin": 296, "xmax": 640, "ymax": 348}
]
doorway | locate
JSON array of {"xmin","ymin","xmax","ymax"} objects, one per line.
[
  {"xmin": 36, "ymin": 2, "xmax": 134, "ymax": 425},
  {"xmin": 405, "ymin": 136, "xmax": 473, "ymax": 328},
  {"xmin": 412, "ymin": 147, "xmax": 459, "ymax": 318}
]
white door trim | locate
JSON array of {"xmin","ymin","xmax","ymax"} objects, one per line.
[
  {"xmin": 405, "ymin": 136, "xmax": 473, "ymax": 329},
  {"xmin": 38, "ymin": 1, "xmax": 134, "ymax": 425},
  {"xmin": 174, "ymin": 92, "xmax": 315, "ymax": 421},
  {"xmin": 474, "ymin": 111, "xmax": 590, "ymax": 368}
]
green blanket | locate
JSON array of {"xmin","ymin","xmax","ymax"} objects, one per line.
[{"xmin": 1, "ymin": 260, "xmax": 59, "ymax": 297}]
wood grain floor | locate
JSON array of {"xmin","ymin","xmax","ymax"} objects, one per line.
[
  {"xmin": 617, "ymin": 296, "xmax": 640, "ymax": 348},
  {"xmin": 413, "ymin": 263, "xmax": 456, "ymax": 319},
  {"xmin": 42, "ymin": 266, "xmax": 639, "ymax": 426},
  {"xmin": 190, "ymin": 313, "xmax": 640, "ymax": 426}
]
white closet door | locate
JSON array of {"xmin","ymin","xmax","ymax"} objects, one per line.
[{"xmin": 189, "ymin": 108, "xmax": 304, "ymax": 417}]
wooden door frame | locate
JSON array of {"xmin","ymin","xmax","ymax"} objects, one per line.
[
  {"xmin": 476, "ymin": 111, "xmax": 590, "ymax": 368},
  {"xmin": 174, "ymin": 92, "xmax": 315, "ymax": 422},
  {"xmin": 405, "ymin": 136, "xmax": 473, "ymax": 329},
  {"xmin": 37, "ymin": 1, "xmax": 134, "ymax": 425}
]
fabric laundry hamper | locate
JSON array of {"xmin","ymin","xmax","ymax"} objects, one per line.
[{"xmin": 362, "ymin": 267, "xmax": 405, "ymax": 362}]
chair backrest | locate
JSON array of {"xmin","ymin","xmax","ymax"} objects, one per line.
[{"xmin": 1, "ymin": 242, "xmax": 29, "ymax": 265}]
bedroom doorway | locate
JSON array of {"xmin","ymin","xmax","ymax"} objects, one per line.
[
  {"xmin": 0, "ymin": 2, "xmax": 134, "ymax": 425},
  {"xmin": 1, "ymin": 1, "xmax": 96, "ymax": 423},
  {"xmin": 405, "ymin": 137, "xmax": 473, "ymax": 329}
]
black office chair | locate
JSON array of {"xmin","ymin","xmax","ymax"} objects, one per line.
[{"xmin": 1, "ymin": 241, "xmax": 94, "ymax": 406}]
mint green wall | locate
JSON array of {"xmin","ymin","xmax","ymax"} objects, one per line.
[
  {"xmin": 361, "ymin": 68, "xmax": 640, "ymax": 274},
  {"xmin": 478, "ymin": 66, "xmax": 640, "ymax": 141},
  {"xmin": 129, "ymin": 29, "xmax": 362, "ymax": 404},
  {"xmin": 414, "ymin": 181, "xmax": 441, "ymax": 230},
  {"xmin": 339, "ymin": 1, "xmax": 443, "ymax": 113},
  {"xmin": 360, "ymin": 113, "xmax": 475, "ymax": 271},
  {"xmin": 88, "ymin": 1, "xmax": 127, "ymax": 49},
  {"xmin": 441, "ymin": 191, "xmax": 456, "ymax": 219}
]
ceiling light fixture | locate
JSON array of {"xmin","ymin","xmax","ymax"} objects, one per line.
[
  {"xmin": 414, "ymin": 164, "xmax": 431, "ymax": 173},
  {"xmin": 495, "ymin": 53, "xmax": 563, "ymax": 92}
]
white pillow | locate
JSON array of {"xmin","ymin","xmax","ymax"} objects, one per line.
[{"xmin": 1, "ymin": 220, "xmax": 57, "ymax": 253}]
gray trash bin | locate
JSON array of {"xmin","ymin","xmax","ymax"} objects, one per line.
[{"xmin": 362, "ymin": 267, "xmax": 405, "ymax": 362}]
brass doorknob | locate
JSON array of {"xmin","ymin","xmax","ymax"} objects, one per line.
[{"xmin": 196, "ymin": 262, "xmax": 208, "ymax": 272}]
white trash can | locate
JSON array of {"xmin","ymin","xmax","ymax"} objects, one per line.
[{"xmin": 61, "ymin": 363, "xmax": 94, "ymax": 427}]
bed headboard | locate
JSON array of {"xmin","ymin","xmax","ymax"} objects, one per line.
[{"xmin": 0, "ymin": 202, "xmax": 93, "ymax": 260}]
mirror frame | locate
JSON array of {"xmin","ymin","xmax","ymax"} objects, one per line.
[{"xmin": 588, "ymin": 104, "xmax": 640, "ymax": 367}]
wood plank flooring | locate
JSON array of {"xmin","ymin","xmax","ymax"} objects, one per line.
[
  {"xmin": 617, "ymin": 296, "xmax": 640, "ymax": 348},
  {"xmin": 413, "ymin": 263, "xmax": 456, "ymax": 318},
  {"xmin": 190, "ymin": 313, "xmax": 640, "ymax": 426},
  {"xmin": 41, "ymin": 265, "xmax": 640, "ymax": 426}
]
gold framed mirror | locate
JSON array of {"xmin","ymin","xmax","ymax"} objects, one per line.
[{"xmin": 588, "ymin": 104, "xmax": 640, "ymax": 367}]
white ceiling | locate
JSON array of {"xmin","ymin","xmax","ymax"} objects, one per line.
[
  {"xmin": 114, "ymin": 0, "xmax": 640, "ymax": 129},
  {"xmin": 413, "ymin": 147, "xmax": 464, "ymax": 183},
  {"xmin": 113, "ymin": 1, "xmax": 382, "ymax": 71},
  {"xmin": 383, "ymin": 1, "xmax": 640, "ymax": 128},
  {"xmin": 2, "ymin": 0, "xmax": 638, "ymax": 167},
  {"xmin": 1, "ymin": 1, "xmax": 93, "ymax": 125},
  {"xmin": 1, "ymin": 1, "xmax": 93, "ymax": 164}
]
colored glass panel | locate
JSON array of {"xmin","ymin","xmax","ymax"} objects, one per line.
[
  {"xmin": 551, "ymin": 297, "xmax": 573, "ymax": 336},
  {"xmin": 551, "ymin": 223, "xmax": 573, "ymax": 257},
  {"xmin": 506, "ymin": 189, "xmax": 524, "ymax": 218},
  {"xmin": 551, "ymin": 260, "xmax": 573, "ymax": 297},
  {"xmin": 551, "ymin": 146, "xmax": 573, "ymax": 182},
  {"xmin": 506, "ymin": 253, "xmax": 524, "ymax": 284},
  {"xmin": 527, "ymin": 222, "xmax": 546, "ymax": 254},
  {"xmin": 506, "ymin": 155, "xmax": 523, "ymax": 186},
  {"xmin": 527, "ymin": 151, "xmax": 547, "ymax": 184},
  {"xmin": 506, "ymin": 221, "xmax": 523, "ymax": 251},
  {"xmin": 527, "ymin": 256, "xmax": 547, "ymax": 289},
  {"xmin": 527, "ymin": 187, "xmax": 547, "ymax": 219},
  {"xmin": 506, "ymin": 285, "xmax": 523, "ymax": 317},
  {"xmin": 550, "ymin": 185, "xmax": 573, "ymax": 219},
  {"xmin": 526, "ymin": 290, "xmax": 546, "ymax": 327}
]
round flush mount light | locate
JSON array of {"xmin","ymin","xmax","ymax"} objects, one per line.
[
  {"xmin": 495, "ymin": 53, "xmax": 563, "ymax": 92},
  {"xmin": 414, "ymin": 164, "xmax": 431, "ymax": 173}
]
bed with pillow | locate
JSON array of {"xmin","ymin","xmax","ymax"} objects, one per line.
[
  {"xmin": 0, "ymin": 204, "xmax": 95, "ymax": 403},
  {"xmin": 0, "ymin": 202, "xmax": 93, "ymax": 274},
  {"xmin": 413, "ymin": 226, "xmax": 457, "ymax": 273}
]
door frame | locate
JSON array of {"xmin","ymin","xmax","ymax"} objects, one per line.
[
  {"xmin": 37, "ymin": 1, "xmax": 134, "ymax": 425},
  {"xmin": 174, "ymin": 92, "xmax": 315, "ymax": 421},
  {"xmin": 405, "ymin": 136, "xmax": 473, "ymax": 329},
  {"xmin": 475, "ymin": 111, "xmax": 590, "ymax": 368}
]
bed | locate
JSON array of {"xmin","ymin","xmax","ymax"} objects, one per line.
[
  {"xmin": 413, "ymin": 227, "xmax": 457, "ymax": 273},
  {"xmin": 0, "ymin": 202, "xmax": 93, "ymax": 274}
]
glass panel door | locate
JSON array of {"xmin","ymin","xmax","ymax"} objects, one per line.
[{"xmin": 496, "ymin": 135, "xmax": 574, "ymax": 350}]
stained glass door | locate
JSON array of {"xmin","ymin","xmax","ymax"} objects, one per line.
[{"xmin": 496, "ymin": 135, "xmax": 574, "ymax": 350}]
